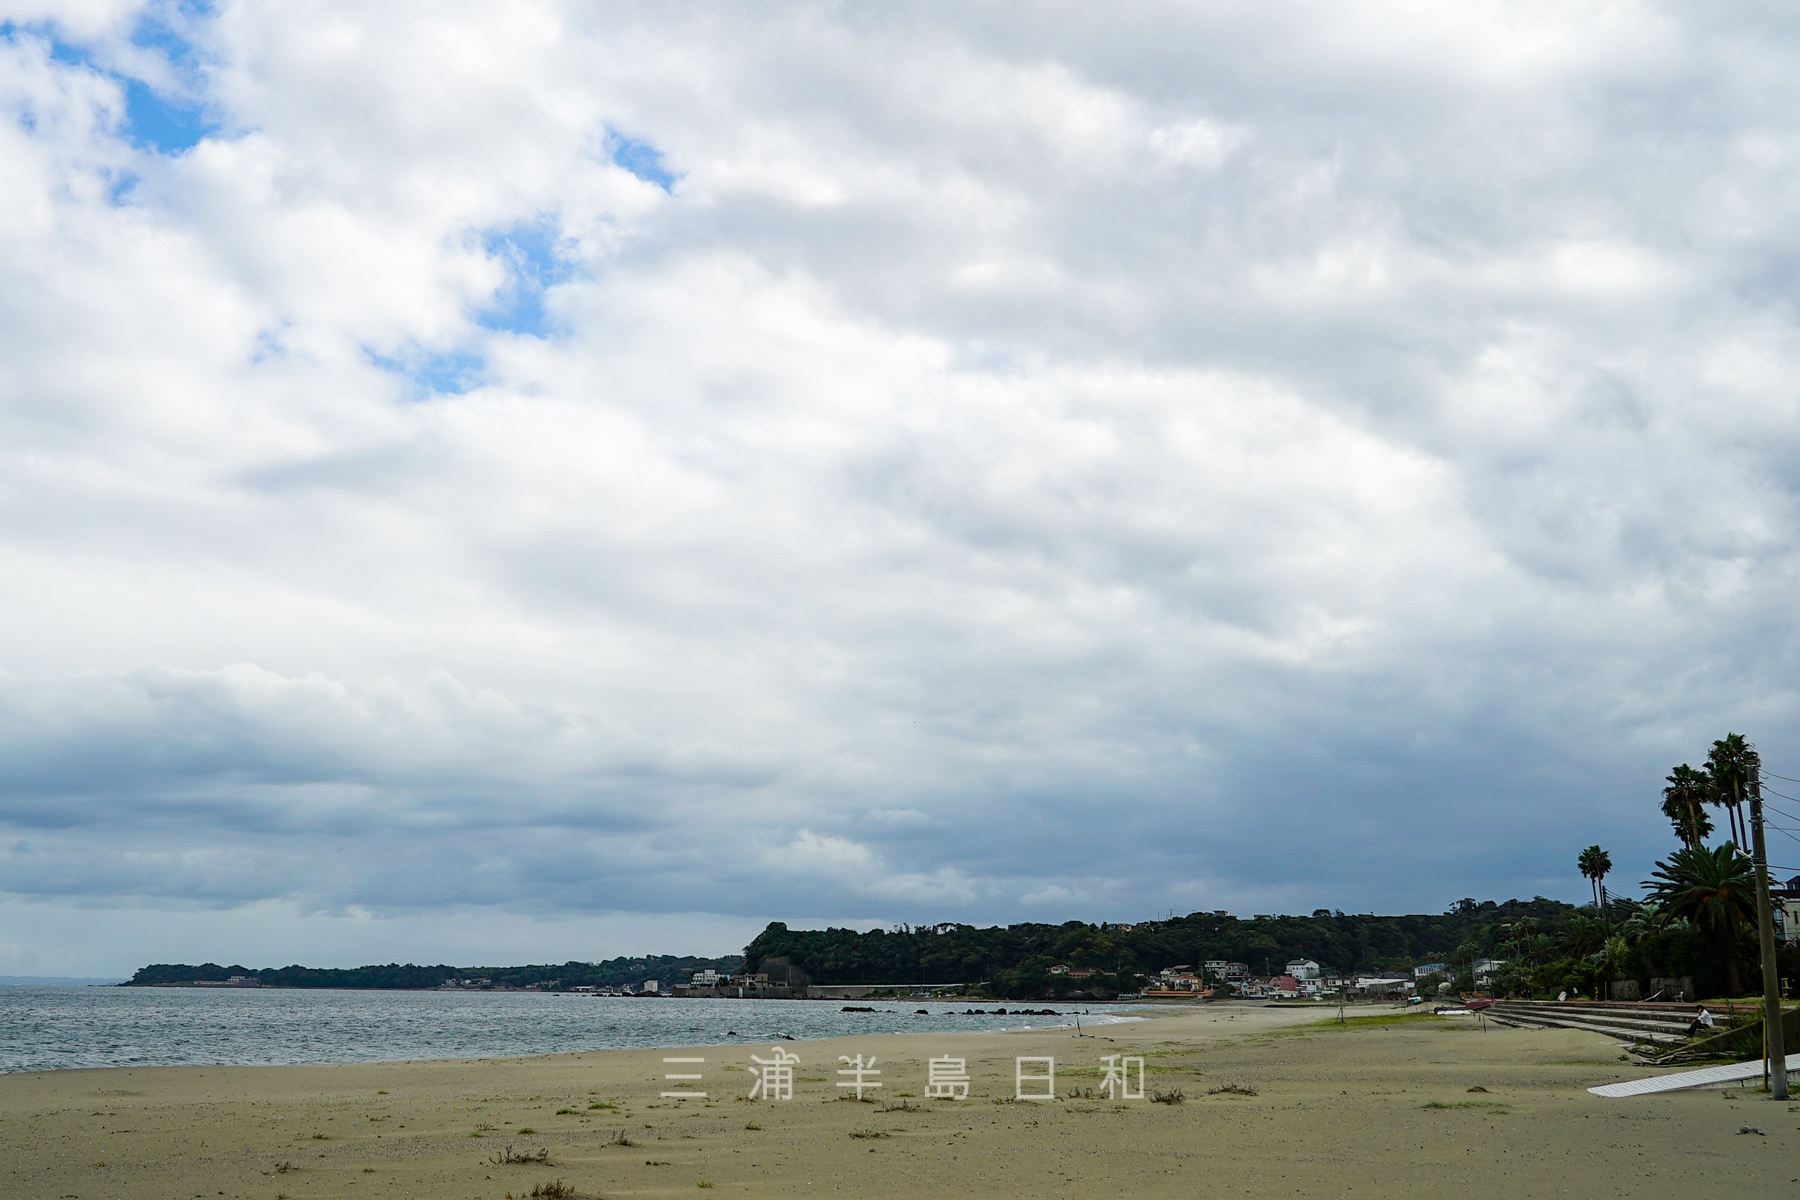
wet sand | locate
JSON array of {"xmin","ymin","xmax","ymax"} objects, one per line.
[{"xmin": 2, "ymin": 1003, "xmax": 1793, "ymax": 1198}]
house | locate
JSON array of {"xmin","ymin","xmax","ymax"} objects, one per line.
[
  {"xmin": 1285, "ymin": 959, "xmax": 1321, "ymax": 981},
  {"xmin": 1775, "ymin": 877, "xmax": 1800, "ymax": 942},
  {"xmin": 1472, "ymin": 959, "xmax": 1506, "ymax": 987},
  {"xmin": 682, "ymin": 970, "xmax": 806, "ymax": 999},
  {"xmin": 1204, "ymin": 961, "xmax": 1250, "ymax": 984},
  {"xmin": 1142, "ymin": 973, "xmax": 1205, "ymax": 997},
  {"xmin": 1351, "ymin": 976, "xmax": 1412, "ymax": 1000},
  {"xmin": 690, "ymin": 969, "xmax": 722, "ymax": 986},
  {"xmin": 1413, "ymin": 963, "xmax": 1448, "ymax": 980}
]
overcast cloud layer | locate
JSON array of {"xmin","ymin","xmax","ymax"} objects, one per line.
[{"xmin": 4, "ymin": 1, "xmax": 1800, "ymax": 975}]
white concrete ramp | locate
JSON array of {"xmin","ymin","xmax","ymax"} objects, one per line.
[{"xmin": 1588, "ymin": 1060, "xmax": 1796, "ymax": 1097}]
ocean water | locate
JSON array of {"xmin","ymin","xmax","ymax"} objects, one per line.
[{"xmin": 0, "ymin": 987, "xmax": 1135, "ymax": 1074}]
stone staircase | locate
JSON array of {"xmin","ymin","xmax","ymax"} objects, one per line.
[{"xmin": 1479, "ymin": 1000, "xmax": 1696, "ymax": 1047}]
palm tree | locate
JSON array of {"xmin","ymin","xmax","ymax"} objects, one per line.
[
  {"xmin": 1705, "ymin": 733, "xmax": 1760, "ymax": 847},
  {"xmin": 1560, "ymin": 914, "xmax": 1606, "ymax": 959},
  {"xmin": 1505, "ymin": 916, "xmax": 1541, "ymax": 967},
  {"xmin": 1642, "ymin": 844, "xmax": 1756, "ymax": 994},
  {"xmin": 1616, "ymin": 900, "xmax": 1669, "ymax": 945},
  {"xmin": 1577, "ymin": 845, "xmax": 1613, "ymax": 929},
  {"xmin": 1661, "ymin": 764, "xmax": 1716, "ymax": 848}
]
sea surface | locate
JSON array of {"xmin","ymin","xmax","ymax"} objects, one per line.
[{"xmin": 0, "ymin": 986, "xmax": 1136, "ymax": 1074}]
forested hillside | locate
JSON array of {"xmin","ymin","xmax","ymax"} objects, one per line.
[
  {"xmin": 743, "ymin": 898, "xmax": 1574, "ymax": 995},
  {"xmin": 126, "ymin": 898, "xmax": 1586, "ymax": 996},
  {"xmin": 124, "ymin": 954, "xmax": 743, "ymax": 990}
]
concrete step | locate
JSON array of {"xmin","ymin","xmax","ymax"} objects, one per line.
[
  {"xmin": 1496, "ymin": 1000, "xmax": 1692, "ymax": 1024},
  {"xmin": 1492, "ymin": 1002, "xmax": 1692, "ymax": 1031},
  {"xmin": 1485, "ymin": 1012, "xmax": 1677, "ymax": 1044},
  {"xmin": 1483, "ymin": 1004, "xmax": 1689, "ymax": 1045},
  {"xmin": 1503, "ymin": 1015, "xmax": 1691, "ymax": 1040}
]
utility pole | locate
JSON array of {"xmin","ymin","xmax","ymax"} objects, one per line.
[{"xmin": 1749, "ymin": 766, "xmax": 1790, "ymax": 1100}]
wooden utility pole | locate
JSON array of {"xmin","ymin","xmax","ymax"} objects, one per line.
[{"xmin": 1749, "ymin": 773, "xmax": 1790, "ymax": 1100}]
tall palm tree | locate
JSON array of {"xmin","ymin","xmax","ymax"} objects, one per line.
[
  {"xmin": 1661, "ymin": 764, "xmax": 1716, "ymax": 848},
  {"xmin": 1508, "ymin": 916, "xmax": 1541, "ymax": 966},
  {"xmin": 1642, "ymin": 844, "xmax": 1756, "ymax": 994},
  {"xmin": 1578, "ymin": 845, "xmax": 1613, "ymax": 929},
  {"xmin": 1705, "ymin": 733, "xmax": 1760, "ymax": 848}
]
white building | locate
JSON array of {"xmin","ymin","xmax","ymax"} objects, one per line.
[
  {"xmin": 1285, "ymin": 959, "xmax": 1321, "ymax": 981},
  {"xmin": 1204, "ymin": 961, "xmax": 1251, "ymax": 984},
  {"xmin": 1413, "ymin": 963, "xmax": 1448, "ymax": 979},
  {"xmin": 1777, "ymin": 876, "xmax": 1800, "ymax": 942}
]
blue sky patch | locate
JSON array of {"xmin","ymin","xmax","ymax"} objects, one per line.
[
  {"xmin": 5, "ymin": 14, "xmax": 219, "ymax": 156},
  {"xmin": 121, "ymin": 77, "xmax": 211, "ymax": 154},
  {"xmin": 123, "ymin": 8, "xmax": 217, "ymax": 154},
  {"xmin": 477, "ymin": 216, "xmax": 577, "ymax": 338},
  {"xmin": 606, "ymin": 129, "xmax": 676, "ymax": 191},
  {"xmin": 367, "ymin": 348, "xmax": 486, "ymax": 397},
  {"xmin": 130, "ymin": 3, "xmax": 213, "ymax": 70},
  {"xmin": 106, "ymin": 170, "xmax": 141, "ymax": 205}
]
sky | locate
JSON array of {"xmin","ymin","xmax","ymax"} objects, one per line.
[{"xmin": 4, "ymin": 1, "xmax": 1800, "ymax": 977}]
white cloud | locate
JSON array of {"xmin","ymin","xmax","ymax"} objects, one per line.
[
  {"xmin": 1148, "ymin": 119, "xmax": 1242, "ymax": 169},
  {"xmin": 3, "ymin": 2, "xmax": 1800, "ymax": 973}
]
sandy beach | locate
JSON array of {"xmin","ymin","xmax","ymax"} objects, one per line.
[{"xmin": 2, "ymin": 1003, "xmax": 1793, "ymax": 1199}]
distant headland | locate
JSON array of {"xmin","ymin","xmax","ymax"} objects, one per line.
[
  {"xmin": 122, "ymin": 954, "xmax": 743, "ymax": 994},
  {"xmin": 122, "ymin": 898, "xmax": 1585, "ymax": 1001}
]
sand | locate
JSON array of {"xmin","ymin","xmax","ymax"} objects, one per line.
[{"xmin": 3, "ymin": 1003, "xmax": 1794, "ymax": 1199}]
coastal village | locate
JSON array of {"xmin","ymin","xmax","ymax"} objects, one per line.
[
  {"xmin": 420, "ymin": 962, "xmax": 1491, "ymax": 1000},
  {"xmin": 528, "ymin": 958, "xmax": 1513, "ymax": 1001}
]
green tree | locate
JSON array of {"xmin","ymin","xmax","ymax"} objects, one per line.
[
  {"xmin": 1558, "ymin": 914, "xmax": 1606, "ymax": 960},
  {"xmin": 1704, "ymin": 733, "xmax": 1760, "ymax": 848},
  {"xmin": 1641, "ymin": 844, "xmax": 1756, "ymax": 994},
  {"xmin": 1577, "ymin": 845, "xmax": 1613, "ymax": 929},
  {"xmin": 1660, "ymin": 764, "xmax": 1716, "ymax": 849},
  {"xmin": 1500, "ymin": 916, "xmax": 1542, "ymax": 974},
  {"xmin": 1615, "ymin": 900, "xmax": 1668, "ymax": 946}
]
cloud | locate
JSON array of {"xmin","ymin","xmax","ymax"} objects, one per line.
[{"xmin": 3, "ymin": 2, "xmax": 1800, "ymax": 973}]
